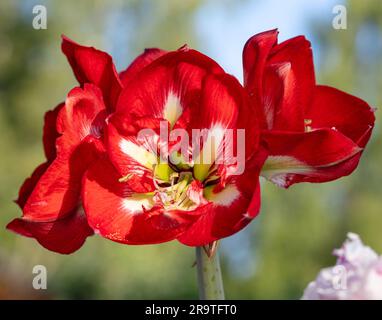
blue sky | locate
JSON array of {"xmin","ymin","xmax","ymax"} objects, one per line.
[
  {"xmin": 195, "ymin": 0, "xmax": 341, "ymax": 81},
  {"xmin": 194, "ymin": 0, "xmax": 342, "ymax": 277}
]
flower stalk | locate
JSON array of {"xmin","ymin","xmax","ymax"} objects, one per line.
[{"xmin": 196, "ymin": 246, "xmax": 225, "ymax": 300}]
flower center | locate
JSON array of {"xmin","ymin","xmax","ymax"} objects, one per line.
[
  {"xmin": 153, "ymin": 171, "xmax": 196, "ymax": 210},
  {"xmin": 150, "ymin": 155, "xmax": 216, "ymax": 211}
]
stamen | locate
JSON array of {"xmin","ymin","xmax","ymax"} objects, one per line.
[
  {"xmin": 169, "ymin": 172, "xmax": 179, "ymax": 186},
  {"xmin": 119, "ymin": 173, "xmax": 133, "ymax": 183},
  {"xmin": 151, "ymin": 158, "xmax": 215, "ymax": 211}
]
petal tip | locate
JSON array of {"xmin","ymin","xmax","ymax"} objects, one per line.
[{"xmin": 178, "ymin": 44, "xmax": 190, "ymax": 52}]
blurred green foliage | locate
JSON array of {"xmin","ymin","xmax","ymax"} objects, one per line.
[{"xmin": 0, "ymin": 0, "xmax": 381, "ymax": 299}]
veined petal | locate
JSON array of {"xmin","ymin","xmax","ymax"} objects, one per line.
[
  {"xmin": 119, "ymin": 48, "xmax": 167, "ymax": 86},
  {"xmin": 57, "ymin": 84, "xmax": 107, "ymax": 152},
  {"xmin": 178, "ymin": 167, "xmax": 262, "ymax": 246},
  {"xmin": 22, "ymin": 137, "xmax": 103, "ymax": 221},
  {"xmin": 19, "ymin": 85, "xmax": 106, "ymax": 222},
  {"xmin": 61, "ymin": 36, "xmax": 122, "ymax": 112},
  {"xmin": 263, "ymin": 62, "xmax": 304, "ymax": 131},
  {"xmin": 243, "ymin": 29, "xmax": 278, "ymax": 94},
  {"xmin": 106, "ymin": 123, "xmax": 157, "ymax": 193},
  {"xmin": 82, "ymin": 158, "xmax": 198, "ymax": 245},
  {"xmin": 190, "ymin": 74, "xmax": 240, "ymax": 131},
  {"xmin": 190, "ymin": 74, "xmax": 243, "ymax": 181},
  {"xmin": 267, "ymin": 35, "xmax": 315, "ymax": 113},
  {"xmin": 7, "ymin": 207, "xmax": 93, "ymax": 254},
  {"xmin": 114, "ymin": 48, "xmax": 224, "ymax": 129},
  {"xmin": 307, "ymin": 85, "xmax": 376, "ymax": 147},
  {"xmin": 17, "ymin": 102, "xmax": 64, "ymax": 208},
  {"xmin": 261, "ymin": 129, "xmax": 363, "ymax": 187},
  {"xmin": 243, "ymin": 30, "xmax": 315, "ymax": 130},
  {"xmin": 15, "ymin": 162, "xmax": 50, "ymax": 209},
  {"xmin": 17, "ymin": 103, "xmax": 64, "ymax": 208},
  {"xmin": 43, "ymin": 103, "xmax": 63, "ymax": 161}
]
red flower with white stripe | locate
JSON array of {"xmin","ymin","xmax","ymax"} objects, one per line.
[
  {"xmin": 243, "ymin": 29, "xmax": 375, "ymax": 187},
  {"xmin": 8, "ymin": 37, "xmax": 265, "ymax": 253},
  {"xmin": 9, "ymin": 30, "xmax": 374, "ymax": 254},
  {"xmin": 7, "ymin": 38, "xmax": 166, "ymax": 253},
  {"xmin": 83, "ymin": 46, "xmax": 265, "ymax": 246}
]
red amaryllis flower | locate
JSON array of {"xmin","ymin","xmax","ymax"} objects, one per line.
[
  {"xmin": 7, "ymin": 37, "xmax": 126, "ymax": 253},
  {"xmin": 243, "ymin": 29, "xmax": 375, "ymax": 188},
  {"xmin": 7, "ymin": 86, "xmax": 104, "ymax": 254},
  {"xmin": 82, "ymin": 46, "xmax": 265, "ymax": 246},
  {"xmin": 8, "ymin": 37, "xmax": 265, "ymax": 253}
]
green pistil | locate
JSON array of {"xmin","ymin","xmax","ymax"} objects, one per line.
[
  {"xmin": 203, "ymin": 185, "xmax": 216, "ymax": 201},
  {"xmin": 119, "ymin": 156, "xmax": 219, "ymax": 212},
  {"xmin": 170, "ymin": 151, "xmax": 192, "ymax": 171},
  {"xmin": 193, "ymin": 163, "xmax": 211, "ymax": 182}
]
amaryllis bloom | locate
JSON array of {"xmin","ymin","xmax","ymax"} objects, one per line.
[
  {"xmin": 243, "ymin": 29, "xmax": 376, "ymax": 187},
  {"xmin": 8, "ymin": 36, "xmax": 265, "ymax": 253},
  {"xmin": 6, "ymin": 37, "xmax": 127, "ymax": 253},
  {"xmin": 83, "ymin": 46, "xmax": 265, "ymax": 246},
  {"xmin": 302, "ymin": 233, "xmax": 382, "ymax": 300}
]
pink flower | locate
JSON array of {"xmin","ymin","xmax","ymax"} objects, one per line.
[{"xmin": 302, "ymin": 233, "xmax": 382, "ymax": 300}]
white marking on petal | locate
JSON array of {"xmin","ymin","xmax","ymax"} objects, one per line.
[
  {"xmin": 83, "ymin": 124, "xmax": 102, "ymax": 139},
  {"xmin": 263, "ymin": 94, "xmax": 274, "ymax": 129},
  {"xmin": 194, "ymin": 124, "xmax": 226, "ymax": 165},
  {"xmin": 193, "ymin": 124, "xmax": 227, "ymax": 181},
  {"xmin": 261, "ymin": 152, "xmax": 362, "ymax": 187},
  {"xmin": 121, "ymin": 196, "xmax": 153, "ymax": 215},
  {"xmin": 207, "ymin": 184, "xmax": 240, "ymax": 207},
  {"xmin": 243, "ymin": 212, "xmax": 252, "ymax": 219},
  {"xmin": 262, "ymin": 156, "xmax": 312, "ymax": 176},
  {"xmin": 261, "ymin": 156, "xmax": 313, "ymax": 186},
  {"xmin": 163, "ymin": 92, "xmax": 183, "ymax": 128},
  {"xmin": 119, "ymin": 138, "xmax": 157, "ymax": 169},
  {"xmin": 208, "ymin": 124, "xmax": 226, "ymax": 151}
]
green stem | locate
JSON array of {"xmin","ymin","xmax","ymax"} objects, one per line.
[{"xmin": 195, "ymin": 246, "xmax": 225, "ymax": 300}]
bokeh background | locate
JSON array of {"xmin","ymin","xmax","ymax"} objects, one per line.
[{"xmin": 1, "ymin": 0, "xmax": 381, "ymax": 299}]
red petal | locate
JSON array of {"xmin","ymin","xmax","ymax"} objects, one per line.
[
  {"xmin": 61, "ymin": 36, "xmax": 122, "ymax": 112},
  {"xmin": 261, "ymin": 129, "xmax": 363, "ymax": 187},
  {"xmin": 307, "ymin": 85, "xmax": 375, "ymax": 147},
  {"xmin": 17, "ymin": 103, "xmax": 65, "ymax": 208},
  {"xmin": 178, "ymin": 168, "xmax": 262, "ymax": 246},
  {"xmin": 22, "ymin": 137, "xmax": 103, "ymax": 221},
  {"xmin": 267, "ymin": 35, "xmax": 315, "ymax": 113},
  {"xmin": 188, "ymin": 74, "xmax": 240, "ymax": 131},
  {"xmin": 82, "ymin": 158, "xmax": 198, "ymax": 245},
  {"xmin": 7, "ymin": 208, "xmax": 93, "ymax": 254},
  {"xmin": 57, "ymin": 84, "xmax": 107, "ymax": 152},
  {"xmin": 19, "ymin": 85, "xmax": 106, "ymax": 221},
  {"xmin": 43, "ymin": 103, "xmax": 63, "ymax": 161},
  {"xmin": 262, "ymin": 62, "xmax": 304, "ymax": 131},
  {"xmin": 119, "ymin": 48, "xmax": 167, "ymax": 86},
  {"xmin": 243, "ymin": 29, "xmax": 278, "ymax": 93},
  {"xmin": 106, "ymin": 123, "xmax": 156, "ymax": 193},
  {"xmin": 243, "ymin": 30, "xmax": 315, "ymax": 131},
  {"xmin": 114, "ymin": 48, "xmax": 224, "ymax": 129},
  {"xmin": 189, "ymin": 73, "xmax": 260, "ymax": 180},
  {"xmin": 15, "ymin": 162, "xmax": 50, "ymax": 209}
]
